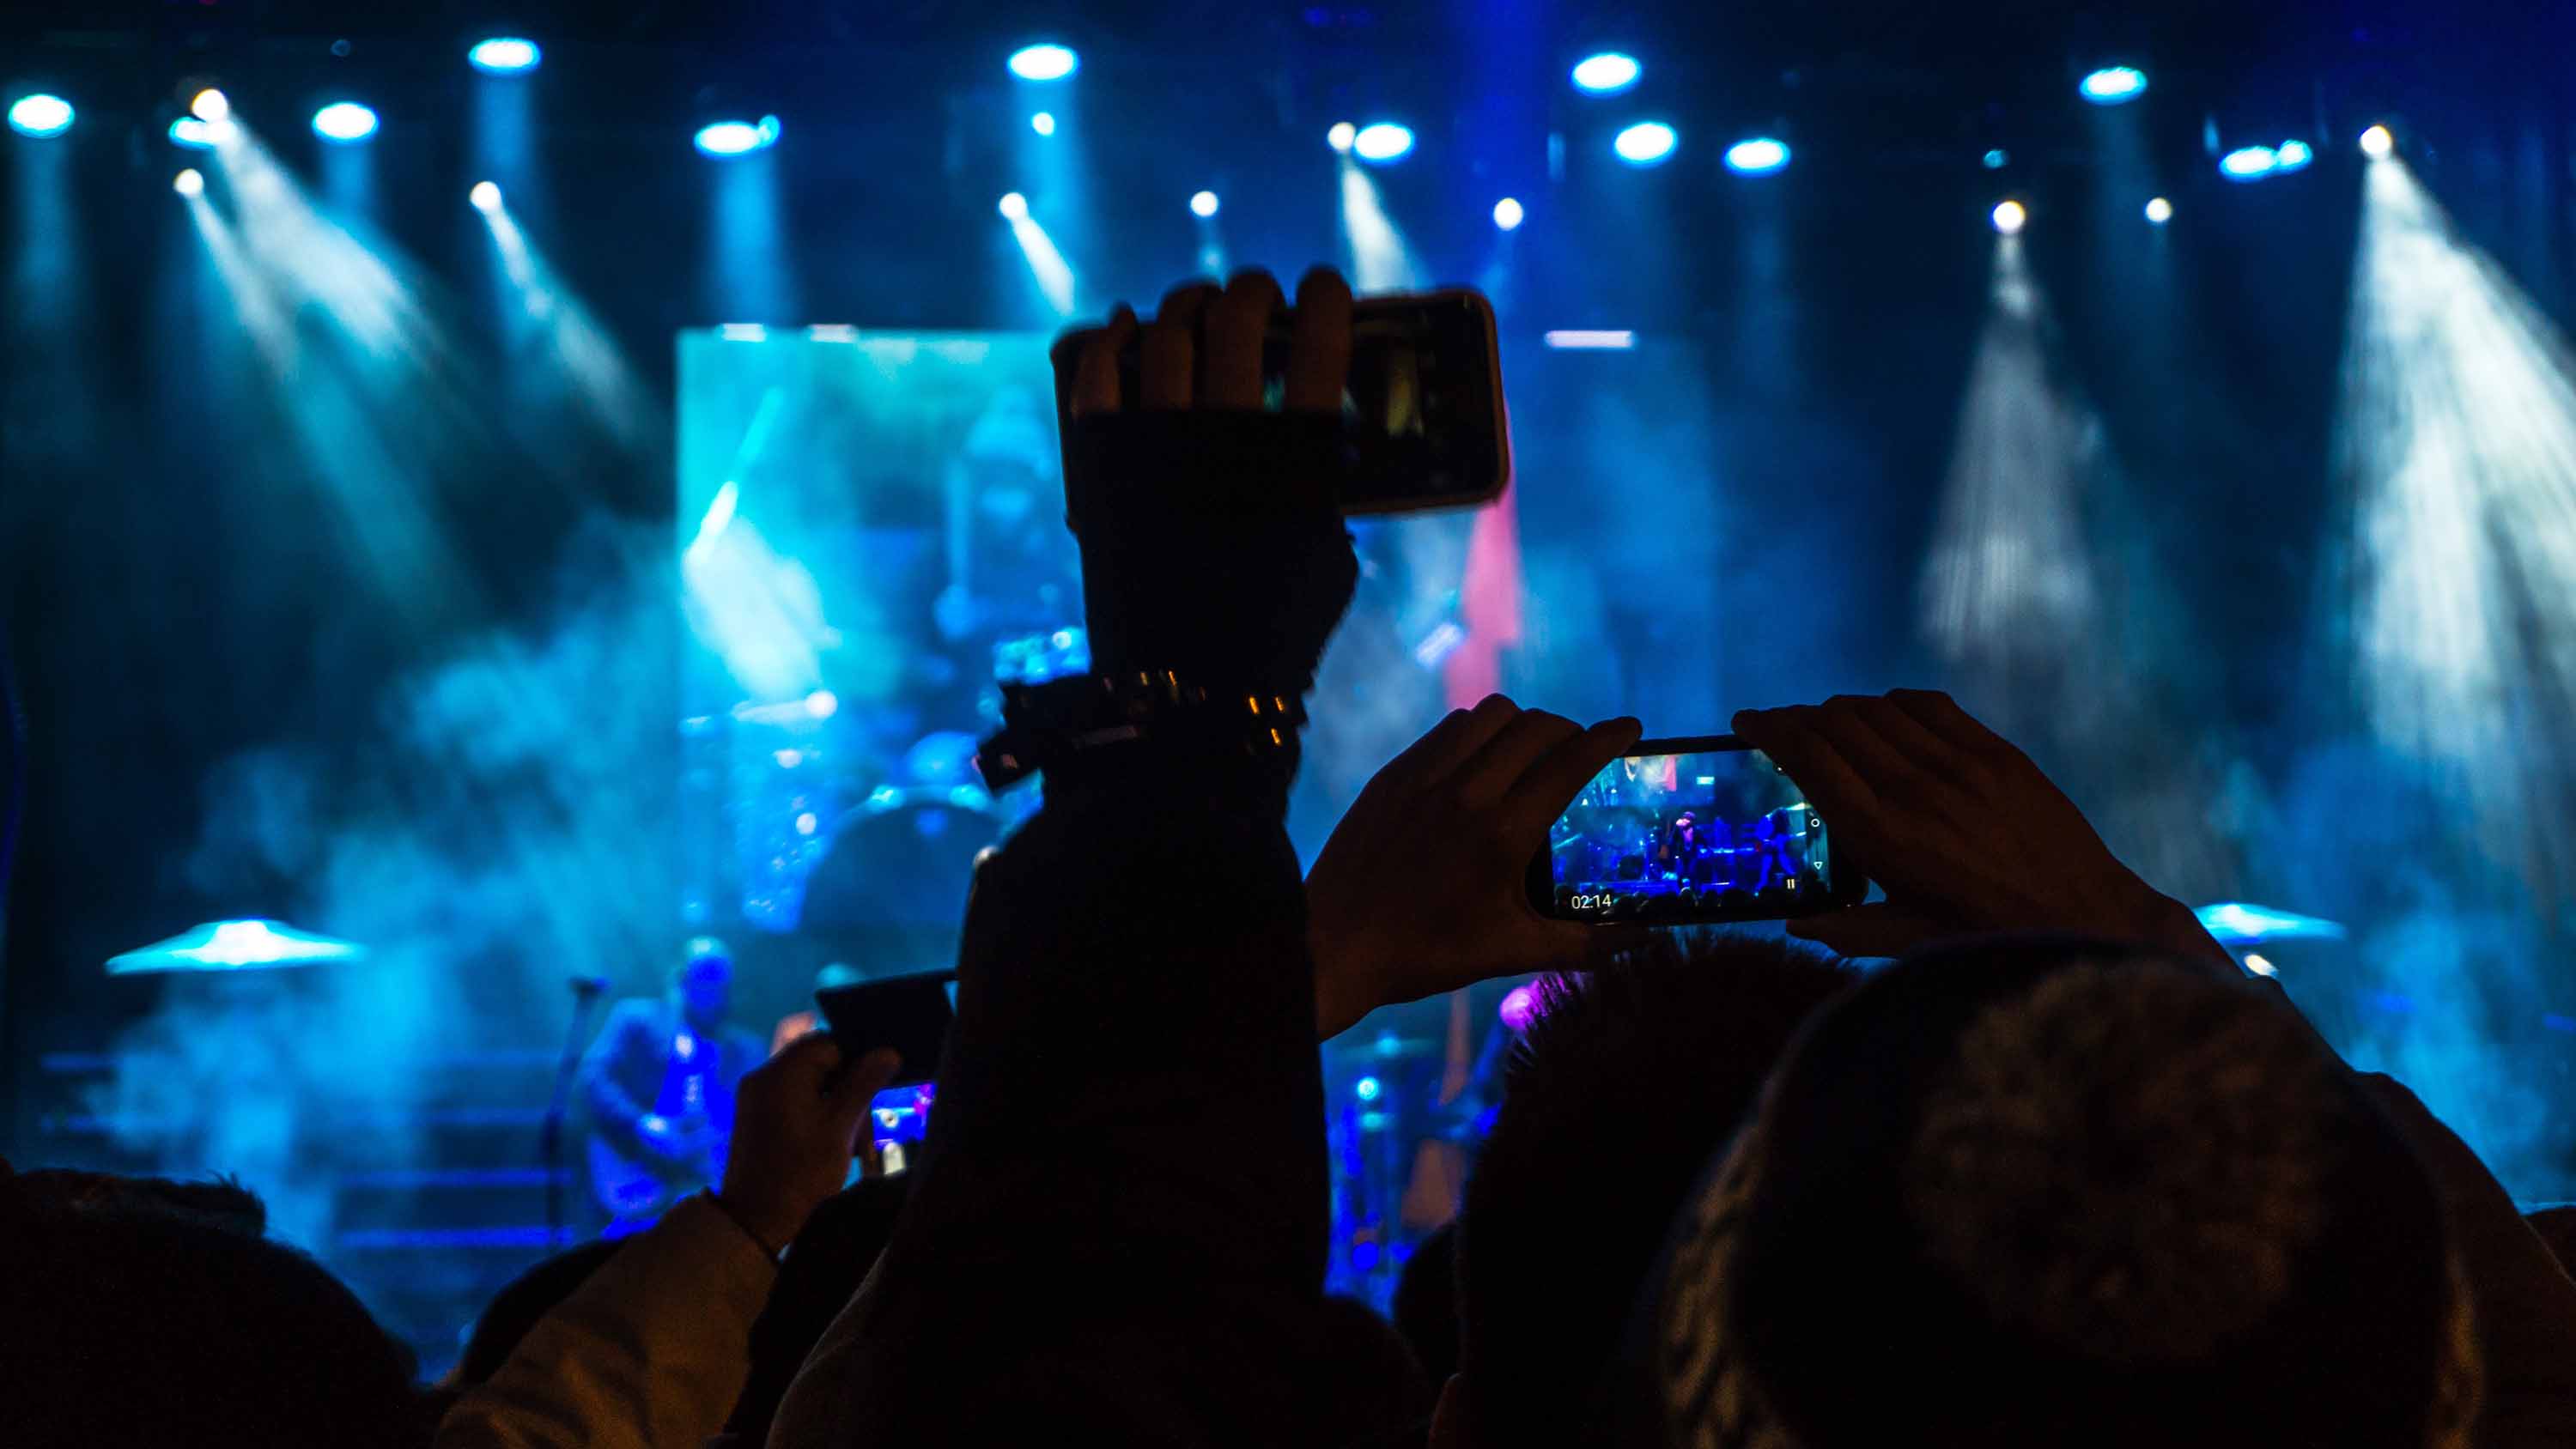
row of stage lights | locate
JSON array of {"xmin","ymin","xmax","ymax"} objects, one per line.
[
  {"xmin": 0, "ymin": 37, "xmax": 1765, "ymax": 174},
  {"xmin": 0, "ymin": 51, "xmax": 2144, "ymax": 162},
  {"xmin": 7, "ymin": 45, "xmax": 2406, "ymax": 220},
  {"xmin": 1982, "ymin": 124, "xmax": 2403, "ymax": 236}
]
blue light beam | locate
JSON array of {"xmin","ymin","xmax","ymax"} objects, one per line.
[
  {"xmin": 474, "ymin": 188, "xmax": 660, "ymax": 453},
  {"xmin": 1337, "ymin": 156, "xmax": 1420, "ymax": 292},
  {"xmin": 2337, "ymin": 154, "xmax": 2576, "ymax": 907},
  {"xmin": 1000, "ymin": 197, "xmax": 1076, "ymax": 316},
  {"xmin": 1923, "ymin": 234, "xmax": 2101, "ymax": 676}
]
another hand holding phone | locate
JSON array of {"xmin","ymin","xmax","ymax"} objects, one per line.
[
  {"xmin": 1306, "ymin": 696, "xmax": 1644, "ymax": 1039},
  {"xmin": 1730, "ymin": 690, "xmax": 2232, "ymax": 969},
  {"xmin": 716, "ymin": 1032, "xmax": 903, "ymax": 1255}
]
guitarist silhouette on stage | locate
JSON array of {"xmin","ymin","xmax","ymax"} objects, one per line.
[{"xmin": 578, "ymin": 938, "xmax": 767, "ymax": 1238}]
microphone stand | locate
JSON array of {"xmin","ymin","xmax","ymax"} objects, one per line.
[{"xmin": 543, "ymin": 978, "xmax": 610, "ymax": 1252}]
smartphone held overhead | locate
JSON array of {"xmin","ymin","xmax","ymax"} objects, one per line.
[
  {"xmin": 1528, "ymin": 736, "xmax": 1868, "ymax": 925},
  {"xmin": 1054, "ymin": 288, "xmax": 1510, "ymax": 516}
]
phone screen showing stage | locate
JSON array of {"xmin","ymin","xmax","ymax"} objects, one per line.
[{"xmin": 1540, "ymin": 745, "xmax": 1836, "ymax": 923}]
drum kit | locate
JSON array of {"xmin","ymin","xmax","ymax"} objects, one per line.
[{"xmin": 700, "ymin": 624, "xmax": 1091, "ymax": 936}]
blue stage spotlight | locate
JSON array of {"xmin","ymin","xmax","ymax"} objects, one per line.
[
  {"xmin": 173, "ymin": 167, "xmax": 204, "ymax": 197},
  {"xmin": 1613, "ymin": 121, "xmax": 1677, "ymax": 166},
  {"xmin": 2219, "ymin": 145, "xmax": 2276, "ymax": 180},
  {"xmin": 1327, "ymin": 121, "xmax": 1356, "ymax": 154},
  {"xmin": 1571, "ymin": 52, "xmax": 1641, "ymax": 94},
  {"xmin": 2360, "ymin": 124, "xmax": 2394, "ymax": 159},
  {"xmin": 2144, "ymin": 196, "xmax": 2172, "ymax": 225},
  {"xmin": 1353, "ymin": 123, "xmax": 1413, "ymax": 163},
  {"xmin": 8, "ymin": 93, "xmax": 72, "ymax": 137},
  {"xmin": 696, "ymin": 116, "xmax": 781, "ymax": 157},
  {"xmin": 998, "ymin": 191, "xmax": 1029, "ymax": 220},
  {"xmin": 1982, "ymin": 149, "xmax": 2008, "ymax": 169},
  {"xmin": 468, "ymin": 38, "xmax": 541, "ymax": 74},
  {"xmin": 2079, "ymin": 66, "xmax": 2148, "ymax": 105},
  {"xmin": 1189, "ymin": 190, "xmax": 1218, "ymax": 218},
  {"xmin": 1492, "ymin": 197, "xmax": 1524, "ymax": 230},
  {"xmin": 470, "ymin": 179, "xmax": 502, "ymax": 212},
  {"xmin": 1008, "ymin": 44, "xmax": 1078, "ymax": 82},
  {"xmin": 169, "ymin": 116, "xmax": 220, "ymax": 149},
  {"xmin": 313, "ymin": 102, "xmax": 379, "ymax": 143},
  {"xmin": 1723, "ymin": 136, "xmax": 1790, "ymax": 174},
  {"xmin": 2273, "ymin": 139, "xmax": 2314, "ymax": 173},
  {"xmin": 1030, "ymin": 111, "xmax": 1055, "ymax": 136},
  {"xmin": 1991, "ymin": 199, "xmax": 2027, "ymax": 235},
  {"xmin": 1355, "ymin": 1075, "xmax": 1383, "ymax": 1102}
]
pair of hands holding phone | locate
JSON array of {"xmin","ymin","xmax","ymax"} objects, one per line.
[
  {"xmin": 1058, "ymin": 269, "xmax": 2223, "ymax": 1039},
  {"xmin": 1305, "ymin": 687, "xmax": 2231, "ymax": 1036}
]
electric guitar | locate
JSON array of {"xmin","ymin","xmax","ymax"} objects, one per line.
[{"xmin": 586, "ymin": 1076, "xmax": 728, "ymax": 1228}]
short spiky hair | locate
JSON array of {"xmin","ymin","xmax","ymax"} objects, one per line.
[
  {"xmin": 1455, "ymin": 933, "xmax": 1856, "ymax": 1449},
  {"xmin": 8, "ymin": 1168, "xmax": 268, "ymax": 1235}
]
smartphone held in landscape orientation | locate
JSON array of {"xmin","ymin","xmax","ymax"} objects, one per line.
[{"xmin": 1528, "ymin": 736, "xmax": 1868, "ymax": 925}]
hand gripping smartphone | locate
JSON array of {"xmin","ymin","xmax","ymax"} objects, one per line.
[
  {"xmin": 813, "ymin": 970, "xmax": 957, "ymax": 1089},
  {"xmin": 1054, "ymin": 288, "xmax": 1510, "ymax": 516},
  {"xmin": 1526, "ymin": 736, "xmax": 1868, "ymax": 925}
]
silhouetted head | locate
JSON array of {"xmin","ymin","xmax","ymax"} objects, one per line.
[
  {"xmin": 1449, "ymin": 934, "xmax": 1856, "ymax": 1449},
  {"xmin": 1647, "ymin": 938, "xmax": 2473, "ymax": 1449},
  {"xmin": 3, "ymin": 1174, "xmax": 437, "ymax": 1448},
  {"xmin": 7, "ymin": 1168, "xmax": 268, "ymax": 1235}
]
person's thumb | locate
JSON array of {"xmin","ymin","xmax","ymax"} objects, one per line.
[{"xmin": 1787, "ymin": 902, "xmax": 1951, "ymax": 960}]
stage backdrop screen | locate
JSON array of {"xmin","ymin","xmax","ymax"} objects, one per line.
[
  {"xmin": 673, "ymin": 327, "xmax": 1735, "ymax": 974},
  {"xmin": 677, "ymin": 329, "xmax": 1075, "ymax": 966}
]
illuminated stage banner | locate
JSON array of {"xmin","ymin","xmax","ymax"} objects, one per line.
[{"xmin": 677, "ymin": 329, "xmax": 1072, "ymax": 954}]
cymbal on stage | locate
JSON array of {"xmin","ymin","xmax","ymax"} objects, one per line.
[
  {"xmin": 2194, "ymin": 901, "xmax": 2348, "ymax": 947},
  {"xmin": 106, "ymin": 919, "xmax": 370, "ymax": 976}
]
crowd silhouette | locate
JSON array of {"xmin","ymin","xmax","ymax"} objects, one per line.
[{"xmin": 9, "ymin": 268, "xmax": 2576, "ymax": 1447}]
